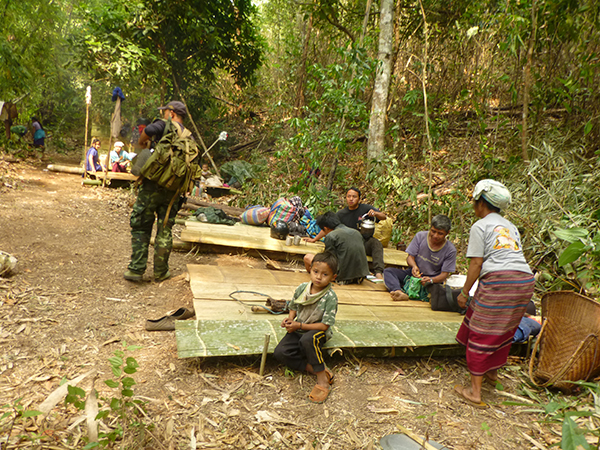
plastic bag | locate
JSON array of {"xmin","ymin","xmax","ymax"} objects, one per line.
[{"xmin": 402, "ymin": 276, "xmax": 429, "ymax": 301}]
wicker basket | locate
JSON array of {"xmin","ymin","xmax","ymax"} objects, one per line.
[{"xmin": 529, "ymin": 291, "xmax": 600, "ymax": 392}]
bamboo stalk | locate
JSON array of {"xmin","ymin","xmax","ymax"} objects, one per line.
[
  {"xmin": 259, "ymin": 334, "xmax": 270, "ymax": 376},
  {"xmin": 418, "ymin": 0, "xmax": 433, "ymax": 226},
  {"xmin": 83, "ymin": 91, "xmax": 90, "ymax": 178},
  {"xmin": 171, "ymin": 74, "xmax": 221, "ymax": 178}
]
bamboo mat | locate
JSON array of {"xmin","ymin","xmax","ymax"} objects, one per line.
[
  {"xmin": 180, "ymin": 221, "xmax": 408, "ymax": 266},
  {"xmin": 175, "ymin": 264, "xmax": 464, "ymax": 358},
  {"xmin": 176, "ymin": 319, "xmax": 462, "ymax": 358}
]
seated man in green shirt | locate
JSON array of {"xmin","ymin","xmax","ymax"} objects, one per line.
[{"xmin": 304, "ymin": 211, "xmax": 370, "ymax": 284}]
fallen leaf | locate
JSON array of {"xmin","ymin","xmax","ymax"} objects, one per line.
[{"xmin": 38, "ymin": 370, "xmax": 95, "ymax": 414}]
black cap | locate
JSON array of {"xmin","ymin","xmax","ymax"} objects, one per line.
[{"xmin": 158, "ymin": 101, "xmax": 187, "ymax": 117}]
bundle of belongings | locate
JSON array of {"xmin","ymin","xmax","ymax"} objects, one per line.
[
  {"xmin": 194, "ymin": 207, "xmax": 238, "ymax": 225},
  {"xmin": 240, "ymin": 196, "xmax": 320, "ymax": 238}
]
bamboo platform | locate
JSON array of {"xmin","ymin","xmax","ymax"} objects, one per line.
[
  {"xmin": 180, "ymin": 221, "xmax": 408, "ymax": 266},
  {"xmin": 175, "ymin": 264, "xmax": 464, "ymax": 358}
]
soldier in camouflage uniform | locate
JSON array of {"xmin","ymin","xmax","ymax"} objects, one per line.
[
  {"xmin": 124, "ymin": 101, "xmax": 188, "ymax": 282},
  {"xmin": 273, "ymin": 251, "xmax": 339, "ymax": 403}
]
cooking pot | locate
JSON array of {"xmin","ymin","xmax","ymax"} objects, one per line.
[{"xmin": 359, "ymin": 219, "xmax": 375, "ymax": 238}]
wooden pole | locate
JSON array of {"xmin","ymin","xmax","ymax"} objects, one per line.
[
  {"xmin": 259, "ymin": 334, "xmax": 270, "ymax": 376},
  {"xmin": 83, "ymin": 86, "xmax": 91, "ymax": 178},
  {"xmin": 171, "ymin": 74, "xmax": 222, "ymax": 178},
  {"xmin": 418, "ymin": 0, "xmax": 433, "ymax": 225}
]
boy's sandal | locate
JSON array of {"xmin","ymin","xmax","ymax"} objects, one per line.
[
  {"xmin": 453, "ymin": 385, "xmax": 488, "ymax": 409},
  {"xmin": 325, "ymin": 368, "xmax": 335, "ymax": 385},
  {"xmin": 309, "ymin": 384, "xmax": 330, "ymax": 404}
]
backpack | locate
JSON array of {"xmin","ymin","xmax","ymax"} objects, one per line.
[
  {"xmin": 138, "ymin": 119, "xmax": 201, "ymax": 225},
  {"xmin": 139, "ymin": 119, "xmax": 201, "ymax": 193}
]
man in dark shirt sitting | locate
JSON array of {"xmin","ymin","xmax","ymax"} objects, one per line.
[{"xmin": 308, "ymin": 187, "xmax": 386, "ymax": 279}]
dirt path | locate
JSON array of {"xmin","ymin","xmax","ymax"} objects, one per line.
[{"xmin": 0, "ymin": 157, "xmax": 558, "ymax": 449}]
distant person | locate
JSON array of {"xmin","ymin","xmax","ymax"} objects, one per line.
[
  {"xmin": 454, "ymin": 179, "xmax": 535, "ymax": 408},
  {"xmin": 308, "ymin": 188, "xmax": 386, "ymax": 279},
  {"xmin": 304, "ymin": 212, "xmax": 369, "ymax": 284},
  {"xmin": 273, "ymin": 251, "xmax": 339, "ymax": 403},
  {"xmin": 383, "ymin": 215, "xmax": 456, "ymax": 301},
  {"xmin": 31, "ymin": 117, "xmax": 46, "ymax": 150},
  {"xmin": 85, "ymin": 138, "xmax": 105, "ymax": 173},
  {"xmin": 110, "ymin": 141, "xmax": 133, "ymax": 172}
]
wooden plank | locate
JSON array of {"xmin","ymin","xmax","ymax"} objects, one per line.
[
  {"xmin": 188, "ymin": 264, "xmax": 416, "ymax": 307},
  {"xmin": 90, "ymin": 172, "xmax": 138, "ymax": 181},
  {"xmin": 181, "ymin": 221, "xmax": 408, "ymax": 266},
  {"xmin": 175, "ymin": 320, "xmax": 462, "ymax": 358},
  {"xmin": 187, "ymin": 264, "xmax": 388, "ymax": 290}
]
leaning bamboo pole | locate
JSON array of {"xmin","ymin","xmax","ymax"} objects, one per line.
[
  {"xmin": 171, "ymin": 74, "xmax": 222, "ymax": 178},
  {"xmin": 83, "ymin": 86, "xmax": 91, "ymax": 179}
]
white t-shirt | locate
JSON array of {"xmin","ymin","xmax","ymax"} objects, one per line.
[{"xmin": 467, "ymin": 213, "xmax": 532, "ymax": 276}]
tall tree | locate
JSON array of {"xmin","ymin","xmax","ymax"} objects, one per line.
[
  {"xmin": 71, "ymin": 0, "xmax": 265, "ymax": 105},
  {"xmin": 367, "ymin": 0, "xmax": 394, "ymax": 163}
]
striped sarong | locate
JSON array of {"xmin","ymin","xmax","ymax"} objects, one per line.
[{"xmin": 456, "ymin": 270, "xmax": 535, "ymax": 376}]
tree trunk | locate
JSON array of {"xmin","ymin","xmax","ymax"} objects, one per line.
[
  {"xmin": 521, "ymin": 0, "xmax": 537, "ymax": 163},
  {"xmin": 367, "ymin": 0, "xmax": 394, "ymax": 164},
  {"xmin": 294, "ymin": 14, "xmax": 313, "ymax": 116}
]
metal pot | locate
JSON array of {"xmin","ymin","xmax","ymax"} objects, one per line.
[
  {"xmin": 360, "ymin": 219, "xmax": 375, "ymax": 229},
  {"xmin": 359, "ymin": 219, "xmax": 375, "ymax": 238}
]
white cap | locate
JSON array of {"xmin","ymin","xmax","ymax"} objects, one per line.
[
  {"xmin": 473, "ymin": 179, "xmax": 512, "ymax": 210},
  {"xmin": 114, "ymin": 141, "xmax": 124, "ymax": 148}
]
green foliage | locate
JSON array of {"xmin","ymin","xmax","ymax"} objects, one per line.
[
  {"xmin": 70, "ymin": 0, "xmax": 265, "ymax": 102},
  {"xmin": 513, "ymin": 380, "xmax": 600, "ymax": 450},
  {"xmin": 0, "ymin": 398, "xmax": 43, "ymax": 446},
  {"xmin": 555, "ymin": 227, "xmax": 600, "ymax": 293},
  {"xmin": 64, "ymin": 343, "xmax": 148, "ymax": 448},
  {"xmin": 220, "ymin": 160, "xmax": 259, "ymax": 184},
  {"xmin": 272, "ymin": 46, "xmax": 375, "ymax": 210}
]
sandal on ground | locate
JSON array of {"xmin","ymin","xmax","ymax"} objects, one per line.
[
  {"xmin": 309, "ymin": 384, "xmax": 330, "ymax": 404},
  {"xmin": 453, "ymin": 385, "xmax": 487, "ymax": 409},
  {"xmin": 325, "ymin": 368, "xmax": 335, "ymax": 385}
]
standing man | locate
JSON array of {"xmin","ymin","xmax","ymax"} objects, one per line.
[{"xmin": 123, "ymin": 101, "xmax": 188, "ymax": 282}]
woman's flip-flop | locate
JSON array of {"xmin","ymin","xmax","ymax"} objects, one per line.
[
  {"xmin": 309, "ymin": 384, "xmax": 330, "ymax": 404},
  {"xmin": 453, "ymin": 385, "xmax": 488, "ymax": 409},
  {"xmin": 325, "ymin": 368, "xmax": 335, "ymax": 385}
]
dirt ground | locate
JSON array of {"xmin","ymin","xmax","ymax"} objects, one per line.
[{"xmin": 0, "ymin": 154, "xmax": 564, "ymax": 449}]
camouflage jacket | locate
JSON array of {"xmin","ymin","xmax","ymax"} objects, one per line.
[{"xmin": 289, "ymin": 282, "xmax": 338, "ymax": 341}]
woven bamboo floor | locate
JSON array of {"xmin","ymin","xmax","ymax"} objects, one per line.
[
  {"xmin": 175, "ymin": 264, "xmax": 464, "ymax": 358},
  {"xmin": 180, "ymin": 221, "xmax": 408, "ymax": 266}
]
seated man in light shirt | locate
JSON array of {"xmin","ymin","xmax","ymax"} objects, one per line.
[{"xmin": 383, "ymin": 214, "xmax": 456, "ymax": 301}]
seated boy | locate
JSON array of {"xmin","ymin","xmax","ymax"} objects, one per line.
[
  {"xmin": 273, "ymin": 251, "xmax": 339, "ymax": 403},
  {"xmin": 304, "ymin": 211, "xmax": 369, "ymax": 284}
]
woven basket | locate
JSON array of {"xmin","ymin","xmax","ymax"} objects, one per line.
[{"xmin": 529, "ymin": 291, "xmax": 600, "ymax": 392}]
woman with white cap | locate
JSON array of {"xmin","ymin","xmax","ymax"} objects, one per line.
[
  {"xmin": 110, "ymin": 141, "xmax": 133, "ymax": 172},
  {"xmin": 454, "ymin": 179, "xmax": 535, "ymax": 407}
]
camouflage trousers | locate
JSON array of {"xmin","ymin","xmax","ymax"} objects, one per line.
[{"xmin": 127, "ymin": 182, "xmax": 181, "ymax": 277}]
